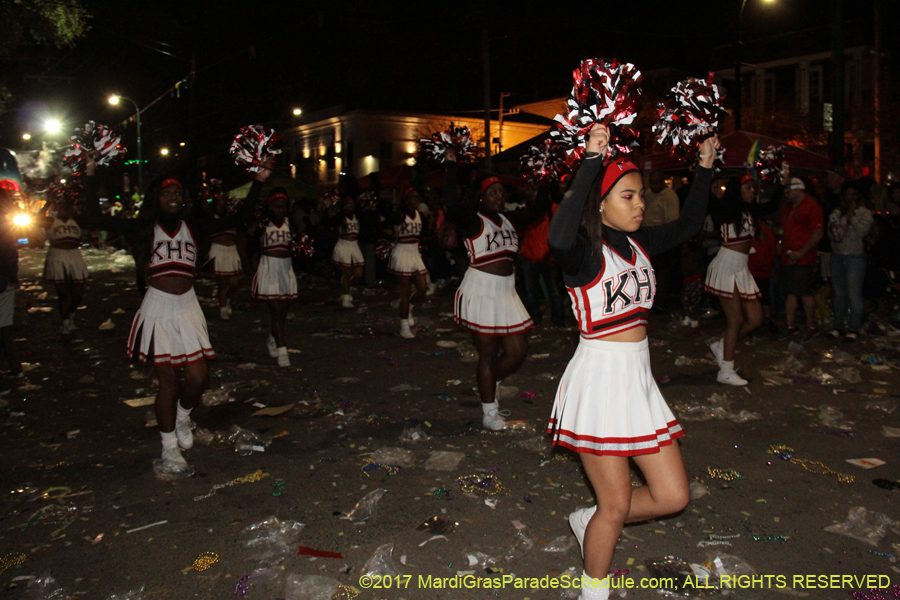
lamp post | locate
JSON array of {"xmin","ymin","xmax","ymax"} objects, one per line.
[{"xmin": 109, "ymin": 94, "xmax": 143, "ymax": 198}]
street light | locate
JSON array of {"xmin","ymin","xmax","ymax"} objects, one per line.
[
  {"xmin": 22, "ymin": 133, "xmax": 31, "ymax": 140},
  {"xmin": 160, "ymin": 148, "xmax": 169, "ymax": 156},
  {"xmin": 109, "ymin": 94, "xmax": 143, "ymax": 198},
  {"xmin": 292, "ymin": 108, "xmax": 302, "ymax": 116},
  {"xmin": 44, "ymin": 119, "xmax": 61, "ymax": 134},
  {"xmin": 734, "ymin": 0, "xmax": 776, "ymax": 131}
]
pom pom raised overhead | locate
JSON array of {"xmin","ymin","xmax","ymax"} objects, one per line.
[
  {"xmin": 230, "ymin": 125, "xmax": 282, "ymax": 173},
  {"xmin": 551, "ymin": 58, "xmax": 643, "ymax": 165},
  {"xmin": 420, "ymin": 125, "xmax": 478, "ymax": 164},
  {"xmin": 754, "ymin": 145, "xmax": 786, "ymax": 184},
  {"xmin": 520, "ymin": 139, "xmax": 566, "ymax": 183},
  {"xmin": 653, "ymin": 73, "xmax": 727, "ymax": 152},
  {"xmin": 63, "ymin": 121, "xmax": 126, "ymax": 175}
]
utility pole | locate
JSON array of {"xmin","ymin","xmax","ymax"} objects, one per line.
[
  {"xmin": 481, "ymin": 13, "xmax": 492, "ymax": 170},
  {"xmin": 497, "ymin": 92, "xmax": 510, "ymax": 154},
  {"xmin": 734, "ymin": 0, "xmax": 748, "ymax": 132},
  {"xmin": 831, "ymin": 0, "xmax": 845, "ymax": 169},
  {"xmin": 873, "ymin": 0, "xmax": 881, "ymax": 182}
]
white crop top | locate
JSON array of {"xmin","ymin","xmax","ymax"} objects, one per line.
[
  {"xmin": 46, "ymin": 217, "xmax": 81, "ymax": 247},
  {"xmin": 464, "ymin": 212, "xmax": 519, "ymax": 267},
  {"xmin": 148, "ymin": 222, "xmax": 197, "ymax": 278},
  {"xmin": 395, "ymin": 210, "xmax": 423, "ymax": 244},
  {"xmin": 339, "ymin": 215, "xmax": 360, "ymax": 241},
  {"xmin": 720, "ymin": 211, "xmax": 755, "ymax": 246},
  {"xmin": 259, "ymin": 219, "xmax": 292, "ymax": 252},
  {"xmin": 567, "ymin": 238, "xmax": 656, "ymax": 338}
]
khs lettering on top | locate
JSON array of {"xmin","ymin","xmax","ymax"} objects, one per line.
[
  {"xmin": 152, "ymin": 240, "xmax": 196, "ymax": 263},
  {"xmin": 266, "ymin": 230, "xmax": 291, "ymax": 244},
  {"xmin": 485, "ymin": 229, "xmax": 517, "ymax": 251},
  {"xmin": 399, "ymin": 221, "xmax": 421, "ymax": 236},
  {"xmin": 54, "ymin": 224, "xmax": 80, "ymax": 236},
  {"xmin": 601, "ymin": 267, "xmax": 655, "ymax": 314}
]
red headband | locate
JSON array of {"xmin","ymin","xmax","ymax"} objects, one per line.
[
  {"xmin": 480, "ymin": 176, "xmax": 502, "ymax": 194},
  {"xmin": 161, "ymin": 178, "xmax": 182, "ymax": 190},
  {"xmin": 600, "ymin": 160, "xmax": 639, "ymax": 198},
  {"xmin": 740, "ymin": 174, "xmax": 755, "ymax": 186},
  {"xmin": 402, "ymin": 187, "xmax": 416, "ymax": 199},
  {"xmin": 267, "ymin": 192, "xmax": 289, "ymax": 205}
]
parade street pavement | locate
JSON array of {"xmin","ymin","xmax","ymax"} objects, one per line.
[{"xmin": 1, "ymin": 247, "xmax": 897, "ymax": 599}]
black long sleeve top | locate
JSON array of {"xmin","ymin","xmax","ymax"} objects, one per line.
[
  {"xmin": 548, "ymin": 153, "xmax": 713, "ymax": 289},
  {"xmin": 443, "ymin": 163, "xmax": 551, "ymax": 238}
]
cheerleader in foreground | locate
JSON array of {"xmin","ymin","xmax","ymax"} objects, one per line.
[
  {"xmin": 207, "ymin": 189, "xmax": 243, "ymax": 321},
  {"xmin": 252, "ymin": 188, "xmax": 298, "ymax": 367},
  {"xmin": 547, "ymin": 126, "xmax": 717, "ymax": 600},
  {"xmin": 86, "ymin": 162, "xmax": 267, "ymax": 470},
  {"xmin": 331, "ymin": 196, "xmax": 364, "ymax": 308},
  {"xmin": 389, "ymin": 188, "xmax": 428, "ymax": 338},
  {"xmin": 444, "ymin": 149, "xmax": 549, "ymax": 430},
  {"xmin": 38, "ymin": 187, "xmax": 91, "ymax": 336}
]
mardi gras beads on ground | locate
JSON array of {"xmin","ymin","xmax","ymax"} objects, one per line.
[
  {"xmin": 457, "ymin": 473, "xmax": 504, "ymax": 496},
  {"xmin": 707, "ymin": 467, "xmax": 744, "ymax": 481},
  {"xmin": 767, "ymin": 444, "xmax": 854, "ymax": 484},
  {"xmin": 191, "ymin": 551, "xmax": 219, "ymax": 571}
]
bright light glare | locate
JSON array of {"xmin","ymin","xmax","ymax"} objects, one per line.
[
  {"xmin": 13, "ymin": 214, "xmax": 32, "ymax": 227},
  {"xmin": 44, "ymin": 120, "xmax": 61, "ymax": 134},
  {"xmin": 108, "ymin": 95, "xmax": 120, "ymax": 105},
  {"xmin": 160, "ymin": 148, "xmax": 169, "ymax": 156},
  {"xmin": 292, "ymin": 108, "xmax": 302, "ymax": 115},
  {"xmin": 60, "ymin": 179, "xmax": 67, "ymax": 184},
  {"xmin": 22, "ymin": 133, "xmax": 31, "ymax": 140}
]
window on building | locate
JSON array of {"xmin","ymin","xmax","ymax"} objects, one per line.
[{"xmin": 862, "ymin": 141, "xmax": 875, "ymax": 162}]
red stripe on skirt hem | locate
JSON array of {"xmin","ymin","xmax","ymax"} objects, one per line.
[{"xmin": 455, "ymin": 315, "xmax": 533, "ymax": 335}]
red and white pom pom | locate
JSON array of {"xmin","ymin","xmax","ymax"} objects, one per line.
[
  {"xmin": 357, "ymin": 190, "xmax": 379, "ymax": 210},
  {"xmin": 653, "ymin": 72, "xmax": 726, "ymax": 152},
  {"xmin": 319, "ymin": 188, "xmax": 341, "ymax": 209},
  {"xmin": 754, "ymin": 145, "xmax": 786, "ymax": 184},
  {"xmin": 420, "ymin": 124, "xmax": 478, "ymax": 164},
  {"xmin": 291, "ymin": 233, "xmax": 316, "ymax": 259},
  {"xmin": 375, "ymin": 240, "xmax": 392, "ymax": 261},
  {"xmin": 63, "ymin": 121, "xmax": 126, "ymax": 175},
  {"xmin": 49, "ymin": 180, "xmax": 83, "ymax": 205},
  {"xmin": 520, "ymin": 139, "xmax": 566, "ymax": 183},
  {"xmin": 551, "ymin": 58, "xmax": 643, "ymax": 165},
  {"xmin": 230, "ymin": 124, "xmax": 282, "ymax": 173}
]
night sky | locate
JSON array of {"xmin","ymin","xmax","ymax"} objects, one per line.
[{"xmin": 1, "ymin": 0, "xmax": 895, "ymax": 177}]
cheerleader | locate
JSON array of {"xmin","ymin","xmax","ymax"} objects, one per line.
[
  {"xmin": 547, "ymin": 126, "xmax": 717, "ymax": 600},
  {"xmin": 85, "ymin": 159, "xmax": 267, "ymax": 470},
  {"xmin": 389, "ymin": 188, "xmax": 428, "ymax": 338},
  {"xmin": 252, "ymin": 188, "xmax": 298, "ymax": 367},
  {"xmin": 444, "ymin": 149, "xmax": 549, "ymax": 430},
  {"xmin": 706, "ymin": 175, "xmax": 765, "ymax": 386},
  {"xmin": 37, "ymin": 195, "xmax": 90, "ymax": 335},
  {"xmin": 207, "ymin": 191, "xmax": 243, "ymax": 321},
  {"xmin": 331, "ymin": 196, "xmax": 364, "ymax": 307}
]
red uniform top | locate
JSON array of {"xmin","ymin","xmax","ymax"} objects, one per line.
[{"xmin": 780, "ymin": 195, "xmax": 823, "ymax": 267}]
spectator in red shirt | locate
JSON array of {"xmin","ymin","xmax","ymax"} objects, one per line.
[
  {"xmin": 748, "ymin": 217, "xmax": 778, "ymax": 328},
  {"xmin": 517, "ymin": 183, "xmax": 565, "ymax": 327},
  {"xmin": 778, "ymin": 177, "xmax": 824, "ymax": 342}
]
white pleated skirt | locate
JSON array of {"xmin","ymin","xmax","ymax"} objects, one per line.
[
  {"xmin": 208, "ymin": 243, "xmax": 242, "ymax": 276},
  {"xmin": 705, "ymin": 246, "xmax": 760, "ymax": 300},
  {"xmin": 454, "ymin": 267, "xmax": 532, "ymax": 335},
  {"xmin": 252, "ymin": 255, "xmax": 297, "ymax": 301},
  {"xmin": 389, "ymin": 242, "xmax": 427, "ymax": 276},
  {"xmin": 43, "ymin": 248, "xmax": 89, "ymax": 284},
  {"xmin": 548, "ymin": 337, "xmax": 683, "ymax": 456},
  {"xmin": 332, "ymin": 238, "xmax": 364, "ymax": 267},
  {"xmin": 127, "ymin": 287, "xmax": 215, "ymax": 367}
]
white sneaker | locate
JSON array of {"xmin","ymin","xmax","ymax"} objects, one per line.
[
  {"xmin": 175, "ymin": 419, "xmax": 193, "ymax": 450},
  {"xmin": 690, "ymin": 319, "xmax": 699, "ymax": 328},
  {"xmin": 482, "ymin": 409, "xmax": 509, "ymax": 431},
  {"xmin": 277, "ymin": 347, "xmax": 291, "ymax": 367},
  {"xmin": 717, "ymin": 370, "xmax": 748, "ymax": 386},
  {"xmin": 341, "ymin": 294, "xmax": 354, "ymax": 308},
  {"xmin": 407, "ymin": 305, "xmax": 415, "ymax": 327},
  {"xmin": 399, "ymin": 319, "xmax": 415, "ymax": 339},
  {"xmin": 426, "ymin": 282, "xmax": 437, "ymax": 297},
  {"xmin": 266, "ymin": 335, "xmax": 278, "ymax": 358},
  {"xmin": 709, "ymin": 339, "xmax": 724, "ymax": 369},
  {"xmin": 681, "ymin": 316, "xmax": 691, "ymax": 326},
  {"xmin": 161, "ymin": 446, "xmax": 189, "ymax": 470},
  {"xmin": 220, "ymin": 306, "xmax": 230, "ymax": 321},
  {"xmin": 568, "ymin": 506, "xmax": 597, "ymax": 557},
  {"xmin": 225, "ymin": 300, "xmax": 233, "ymax": 316}
]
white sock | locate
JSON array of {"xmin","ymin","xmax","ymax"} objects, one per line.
[
  {"xmin": 176, "ymin": 402, "xmax": 192, "ymax": 424},
  {"xmin": 160, "ymin": 430, "xmax": 178, "ymax": 449},
  {"xmin": 721, "ymin": 359, "xmax": 735, "ymax": 373},
  {"xmin": 580, "ymin": 573, "xmax": 610, "ymax": 600},
  {"xmin": 482, "ymin": 401, "xmax": 499, "ymax": 416},
  {"xmin": 277, "ymin": 346, "xmax": 288, "ymax": 356}
]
